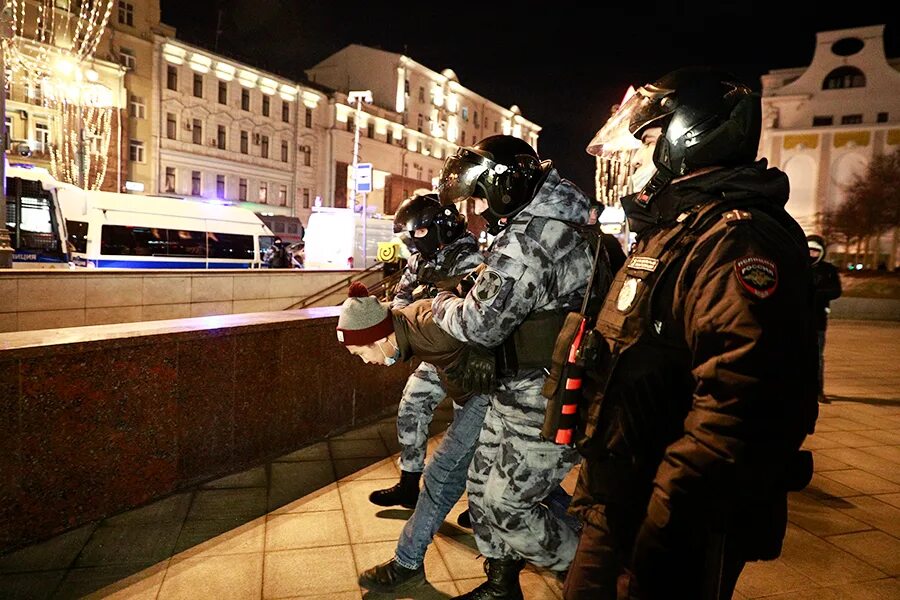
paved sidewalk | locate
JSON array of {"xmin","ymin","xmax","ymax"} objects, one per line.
[{"xmin": 0, "ymin": 320, "xmax": 897, "ymax": 599}]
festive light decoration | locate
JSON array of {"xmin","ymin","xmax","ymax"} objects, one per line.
[{"xmin": 2, "ymin": 0, "xmax": 116, "ymax": 189}]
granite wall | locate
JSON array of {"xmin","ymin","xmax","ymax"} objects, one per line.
[{"xmin": 0, "ymin": 308, "xmax": 412, "ymax": 555}]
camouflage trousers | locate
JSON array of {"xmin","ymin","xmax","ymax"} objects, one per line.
[
  {"xmin": 397, "ymin": 361, "xmax": 446, "ymax": 473},
  {"xmin": 467, "ymin": 371, "xmax": 581, "ymax": 572}
]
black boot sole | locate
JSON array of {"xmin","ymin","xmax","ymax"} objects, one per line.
[{"xmin": 358, "ymin": 570, "xmax": 426, "ymax": 592}]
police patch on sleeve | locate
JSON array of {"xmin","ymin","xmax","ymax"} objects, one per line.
[
  {"xmin": 734, "ymin": 256, "xmax": 778, "ymax": 299},
  {"xmin": 473, "ymin": 269, "xmax": 504, "ymax": 303}
]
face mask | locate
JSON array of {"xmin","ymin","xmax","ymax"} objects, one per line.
[
  {"xmin": 378, "ymin": 339, "xmax": 400, "ymax": 366},
  {"xmin": 628, "ymin": 163, "xmax": 657, "ymax": 194}
]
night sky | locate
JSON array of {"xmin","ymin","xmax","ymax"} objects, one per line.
[{"xmin": 162, "ymin": 1, "xmax": 897, "ymax": 195}]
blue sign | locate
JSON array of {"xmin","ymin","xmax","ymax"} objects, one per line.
[{"xmin": 355, "ymin": 163, "xmax": 372, "ymax": 193}]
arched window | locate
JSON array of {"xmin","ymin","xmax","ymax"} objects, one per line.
[{"xmin": 822, "ymin": 67, "xmax": 866, "ymax": 90}]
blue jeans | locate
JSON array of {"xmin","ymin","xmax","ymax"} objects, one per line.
[{"xmin": 395, "ymin": 393, "xmax": 491, "ymax": 569}]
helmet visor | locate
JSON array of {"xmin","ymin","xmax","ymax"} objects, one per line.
[
  {"xmin": 586, "ymin": 83, "xmax": 676, "ymax": 157},
  {"xmin": 437, "ymin": 148, "xmax": 490, "ymax": 205}
]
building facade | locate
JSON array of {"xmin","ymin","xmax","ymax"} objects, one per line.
[
  {"xmin": 306, "ymin": 44, "xmax": 542, "ymax": 219},
  {"xmin": 759, "ymin": 24, "xmax": 900, "ymax": 267}
]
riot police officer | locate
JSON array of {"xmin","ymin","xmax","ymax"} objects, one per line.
[
  {"xmin": 368, "ymin": 192, "xmax": 484, "ymax": 509},
  {"xmin": 566, "ymin": 67, "xmax": 819, "ymax": 600},
  {"xmin": 431, "ymin": 135, "xmax": 610, "ymax": 599}
]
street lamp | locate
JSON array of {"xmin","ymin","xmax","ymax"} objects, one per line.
[
  {"xmin": 347, "ymin": 90, "xmax": 372, "ymax": 212},
  {"xmin": 348, "ymin": 89, "xmax": 372, "ymax": 267}
]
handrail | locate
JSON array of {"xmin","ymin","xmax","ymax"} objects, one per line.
[{"xmin": 284, "ymin": 263, "xmax": 392, "ymax": 311}]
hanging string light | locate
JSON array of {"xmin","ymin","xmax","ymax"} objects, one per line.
[{"xmin": 2, "ymin": 0, "xmax": 115, "ymax": 190}]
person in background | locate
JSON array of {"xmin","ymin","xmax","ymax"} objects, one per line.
[
  {"xmin": 335, "ymin": 282, "xmax": 493, "ymax": 594},
  {"xmin": 266, "ymin": 237, "xmax": 290, "ymax": 268},
  {"xmin": 568, "ymin": 66, "xmax": 819, "ymax": 600},
  {"xmin": 807, "ymin": 234, "xmax": 842, "ymax": 404}
]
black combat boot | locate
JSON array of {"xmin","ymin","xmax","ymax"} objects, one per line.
[
  {"xmin": 368, "ymin": 470, "xmax": 421, "ymax": 509},
  {"xmin": 358, "ymin": 557, "xmax": 425, "ymax": 592},
  {"xmin": 453, "ymin": 557, "xmax": 525, "ymax": 600}
]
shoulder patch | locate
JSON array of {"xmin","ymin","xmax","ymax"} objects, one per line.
[
  {"xmin": 473, "ymin": 269, "xmax": 504, "ymax": 302},
  {"xmin": 734, "ymin": 256, "xmax": 778, "ymax": 299}
]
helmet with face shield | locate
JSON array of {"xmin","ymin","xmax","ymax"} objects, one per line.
[
  {"xmin": 587, "ymin": 66, "xmax": 761, "ymax": 203},
  {"xmin": 437, "ymin": 135, "xmax": 545, "ymax": 234},
  {"xmin": 393, "ymin": 192, "xmax": 467, "ymax": 258}
]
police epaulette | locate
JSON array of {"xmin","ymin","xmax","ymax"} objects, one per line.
[{"xmin": 722, "ymin": 209, "xmax": 753, "ymax": 224}]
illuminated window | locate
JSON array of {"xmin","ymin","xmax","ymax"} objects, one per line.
[
  {"xmin": 259, "ymin": 182, "xmax": 268, "ymax": 203},
  {"xmin": 34, "ymin": 122, "xmax": 50, "ymax": 152},
  {"xmin": 823, "ymin": 67, "xmax": 866, "ymax": 89}
]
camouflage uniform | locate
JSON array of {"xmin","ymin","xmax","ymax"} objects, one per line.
[
  {"xmin": 391, "ymin": 234, "xmax": 484, "ymax": 473},
  {"xmin": 432, "ymin": 168, "xmax": 595, "ymax": 571}
]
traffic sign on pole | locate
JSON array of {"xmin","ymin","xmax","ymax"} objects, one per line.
[{"xmin": 356, "ymin": 163, "xmax": 373, "ymax": 193}]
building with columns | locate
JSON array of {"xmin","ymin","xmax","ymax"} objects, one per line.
[
  {"xmin": 306, "ymin": 44, "xmax": 542, "ymax": 220},
  {"xmin": 759, "ymin": 24, "xmax": 900, "ymax": 266}
]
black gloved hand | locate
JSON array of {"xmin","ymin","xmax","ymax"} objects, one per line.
[{"xmin": 446, "ymin": 346, "xmax": 496, "ymax": 394}]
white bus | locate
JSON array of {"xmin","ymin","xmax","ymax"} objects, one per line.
[{"xmin": 4, "ymin": 162, "xmax": 275, "ymax": 269}]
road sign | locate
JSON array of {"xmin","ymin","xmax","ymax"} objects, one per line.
[{"xmin": 355, "ymin": 163, "xmax": 372, "ymax": 193}]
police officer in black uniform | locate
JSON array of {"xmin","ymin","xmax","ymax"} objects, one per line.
[{"xmin": 565, "ymin": 67, "xmax": 819, "ymax": 600}]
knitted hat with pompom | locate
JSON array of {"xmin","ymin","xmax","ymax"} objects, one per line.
[{"xmin": 336, "ymin": 282, "xmax": 394, "ymax": 346}]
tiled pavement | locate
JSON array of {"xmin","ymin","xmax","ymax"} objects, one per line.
[{"xmin": 0, "ymin": 319, "xmax": 898, "ymax": 599}]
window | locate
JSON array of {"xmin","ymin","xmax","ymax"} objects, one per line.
[
  {"xmin": 302, "ymin": 147, "xmax": 311, "ymax": 167},
  {"xmin": 493, "ymin": 121, "xmax": 498, "ymax": 133},
  {"xmin": 305, "ymin": 107, "xmax": 312, "ymax": 128},
  {"xmin": 217, "ymin": 125, "xmax": 226, "ymax": 149},
  {"xmin": 418, "ymin": 86, "xmax": 425, "ymax": 102},
  {"xmin": 4, "ymin": 116, "xmax": 12, "ymax": 140},
  {"xmin": 812, "ymin": 115, "xmax": 834, "ymax": 127},
  {"xmin": 129, "ymin": 139, "xmax": 144, "ymax": 163},
  {"xmin": 303, "ymin": 188, "xmax": 310, "ymax": 209},
  {"xmin": 261, "ymin": 135, "xmax": 269, "ymax": 158},
  {"xmin": 207, "ymin": 232, "xmax": 254, "ymax": 260},
  {"xmin": 462, "ymin": 106, "xmax": 469, "ymax": 121},
  {"xmin": 165, "ymin": 166, "xmax": 176, "ymax": 192},
  {"xmin": 218, "ymin": 81, "xmax": 227, "ymax": 104},
  {"xmin": 282, "ymin": 101, "xmax": 290, "ymax": 123},
  {"xmin": 262, "ymin": 95, "xmax": 270, "ymax": 117},
  {"xmin": 166, "ymin": 113, "xmax": 177, "ymax": 139},
  {"xmin": 365, "ymin": 122, "xmax": 374, "ymax": 139},
  {"xmin": 193, "ymin": 73, "xmax": 203, "ymax": 98},
  {"xmin": 216, "ymin": 175, "xmax": 225, "ymax": 199},
  {"xmin": 167, "ymin": 65, "xmax": 177, "ymax": 91},
  {"xmin": 117, "ymin": 1, "xmax": 134, "ymax": 26},
  {"xmin": 841, "ymin": 114, "xmax": 863, "ymax": 125},
  {"xmin": 258, "ymin": 182, "xmax": 268, "ymax": 203},
  {"xmin": 484, "ymin": 115, "xmax": 488, "ymax": 128},
  {"xmin": 192, "ymin": 119, "xmax": 202, "ymax": 144},
  {"xmin": 474, "ymin": 110, "xmax": 479, "ymax": 128},
  {"xmin": 34, "ymin": 122, "xmax": 50, "ymax": 152},
  {"xmin": 346, "ymin": 115, "xmax": 354, "ymax": 132},
  {"xmin": 281, "ymin": 140, "xmax": 289, "ymax": 162},
  {"xmin": 65, "ymin": 220, "xmax": 88, "ymax": 253},
  {"xmin": 241, "ymin": 89, "xmax": 250, "ymax": 111},
  {"xmin": 823, "ymin": 66, "xmax": 866, "ymax": 90},
  {"xmin": 240, "ymin": 130, "xmax": 248, "ymax": 154},
  {"xmin": 119, "ymin": 48, "xmax": 135, "ymax": 71},
  {"xmin": 877, "ymin": 112, "xmax": 889, "ymax": 123},
  {"xmin": 191, "ymin": 170, "xmax": 201, "ymax": 195},
  {"xmin": 417, "ymin": 114, "xmax": 423, "ymax": 132},
  {"xmin": 239, "ymin": 178, "xmax": 247, "ymax": 201},
  {"xmin": 129, "ymin": 95, "xmax": 145, "ymax": 119},
  {"xmin": 278, "ymin": 185, "xmax": 287, "ymax": 206}
]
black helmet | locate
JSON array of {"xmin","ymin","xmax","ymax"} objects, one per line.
[
  {"xmin": 587, "ymin": 67, "xmax": 761, "ymax": 202},
  {"xmin": 437, "ymin": 135, "xmax": 544, "ymax": 233},
  {"xmin": 393, "ymin": 192, "xmax": 467, "ymax": 257}
]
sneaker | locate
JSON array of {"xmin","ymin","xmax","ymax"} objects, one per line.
[{"xmin": 358, "ymin": 557, "xmax": 425, "ymax": 592}]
